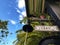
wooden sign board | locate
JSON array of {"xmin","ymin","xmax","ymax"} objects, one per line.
[{"xmin": 34, "ymin": 26, "xmax": 59, "ymax": 31}]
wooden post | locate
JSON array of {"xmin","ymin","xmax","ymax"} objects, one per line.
[
  {"xmin": 42, "ymin": 0, "xmax": 45, "ymax": 14},
  {"xmin": 38, "ymin": 0, "xmax": 40, "ymax": 15},
  {"xmin": 28, "ymin": 0, "xmax": 34, "ymax": 14},
  {"xmin": 33, "ymin": 0, "xmax": 36, "ymax": 13}
]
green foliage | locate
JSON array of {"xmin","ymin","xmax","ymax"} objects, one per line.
[
  {"xmin": 0, "ymin": 20, "xmax": 8, "ymax": 30},
  {"xmin": 16, "ymin": 30, "xmax": 22, "ymax": 33},
  {"xmin": 0, "ymin": 20, "xmax": 9, "ymax": 43},
  {"xmin": 31, "ymin": 22, "xmax": 40, "ymax": 27},
  {"xmin": 14, "ymin": 30, "xmax": 58, "ymax": 45},
  {"xmin": 20, "ymin": 17, "xmax": 27, "ymax": 24}
]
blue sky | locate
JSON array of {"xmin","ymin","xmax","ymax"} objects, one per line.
[{"xmin": 0, "ymin": 0, "xmax": 26, "ymax": 45}]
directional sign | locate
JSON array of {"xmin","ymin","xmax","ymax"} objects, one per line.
[{"xmin": 34, "ymin": 26, "xmax": 59, "ymax": 31}]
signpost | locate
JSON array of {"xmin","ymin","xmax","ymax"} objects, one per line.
[{"xmin": 35, "ymin": 26, "xmax": 59, "ymax": 31}]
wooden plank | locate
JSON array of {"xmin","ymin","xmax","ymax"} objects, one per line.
[
  {"xmin": 29, "ymin": 17, "xmax": 54, "ymax": 22},
  {"xmin": 34, "ymin": 26, "xmax": 60, "ymax": 32}
]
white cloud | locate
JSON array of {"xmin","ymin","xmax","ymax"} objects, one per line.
[
  {"xmin": 22, "ymin": 22, "xmax": 25, "ymax": 25},
  {"xmin": 21, "ymin": 11, "xmax": 27, "ymax": 17},
  {"xmin": 19, "ymin": 15, "xmax": 24, "ymax": 20},
  {"xmin": 16, "ymin": 0, "xmax": 27, "ymax": 25},
  {"xmin": 17, "ymin": 9, "xmax": 21, "ymax": 13},
  {"xmin": 10, "ymin": 20, "xmax": 16, "ymax": 25},
  {"xmin": 18, "ymin": 0, "xmax": 25, "ymax": 9}
]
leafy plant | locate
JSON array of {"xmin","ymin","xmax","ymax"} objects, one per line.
[
  {"xmin": 0, "ymin": 20, "xmax": 8, "ymax": 44},
  {"xmin": 14, "ymin": 30, "xmax": 58, "ymax": 45},
  {"xmin": 20, "ymin": 17, "xmax": 27, "ymax": 24}
]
